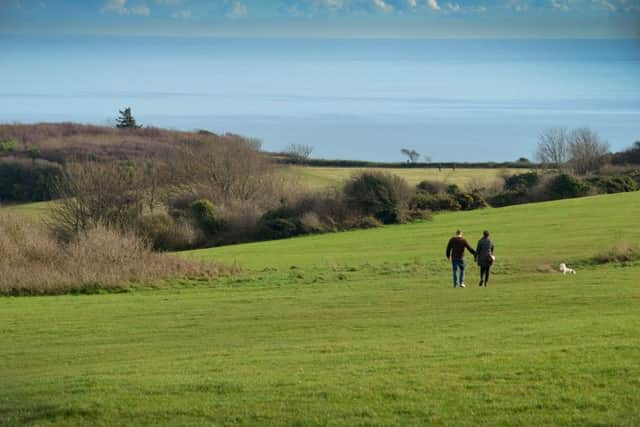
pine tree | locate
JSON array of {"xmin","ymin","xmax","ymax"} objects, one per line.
[{"xmin": 115, "ymin": 107, "xmax": 141, "ymax": 129}]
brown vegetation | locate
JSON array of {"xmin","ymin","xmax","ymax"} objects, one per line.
[
  {"xmin": 0, "ymin": 213, "xmax": 230, "ymax": 296},
  {"xmin": 593, "ymin": 242, "xmax": 640, "ymax": 265}
]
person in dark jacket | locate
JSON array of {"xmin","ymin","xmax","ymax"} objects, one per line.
[
  {"xmin": 475, "ymin": 230, "xmax": 495, "ymax": 287},
  {"xmin": 446, "ymin": 229, "xmax": 476, "ymax": 288}
]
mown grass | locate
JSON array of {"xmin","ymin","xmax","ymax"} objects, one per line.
[
  {"xmin": 1, "ymin": 192, "xmax": 639, "ymax": 426},
  {"xmin": 282, "ymin": 166, "xmax": 527, "ymax": 190}
]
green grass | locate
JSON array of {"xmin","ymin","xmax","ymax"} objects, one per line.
[
  {"xmin": 282, "ymin": 166, "xmax": 527, "ymax": 189},
  {"xmin": 0, "ymin": 200, "xmax": 54, "ymax": 219},
  {"xmin": 2, "ymin": 192, "xmax": 639, "ymax": 426}
]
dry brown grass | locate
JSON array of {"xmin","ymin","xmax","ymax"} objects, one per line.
[
  {"xmin": 0, "ymin": 213, "xmax": 234, "ymax": 296},
  {"xmin": 593, "ymin": 241, "xmax": 640, "ymax": 265}
]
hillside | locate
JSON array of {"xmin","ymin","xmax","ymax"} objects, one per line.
[{"xmin": 2, "ymin": 192, "xmax": 639, "ymax": 425}]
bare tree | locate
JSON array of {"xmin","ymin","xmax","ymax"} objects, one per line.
[
  {"xmin": 187, "ymin": 135, "xmax": 274, "ymax": 203},
  {"xmin": 568, "ymin": 127, "xmax": 610, "ymax": 175},
  {"xmin": 49, "ymin": 162, "xmax": 146, "ymax": 241},
  {"xmin": 285, "ymin": 143, "xmax": 314, "ymax": 160},
  {"xmin": 536, "ymin": 127, "xmax": 569, "ymax": 169},
  {"xmin": 401, "ymin": 148, "xmax": 420, "ymax": 163}
]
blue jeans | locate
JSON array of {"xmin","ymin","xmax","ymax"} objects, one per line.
[{"xmin": 452, "ymin": 259, "xmax": 466, "ymax": 287}]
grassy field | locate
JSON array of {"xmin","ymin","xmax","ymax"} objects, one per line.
[
  {"xmin": 0, "ymin": 201, "xmax": 54, "ymax": 219},
  {"xmin": 282, "ymin": 166, "xmax": 528, "ymax": 189},
  {"xmin": 2, "ymin": 192, "xmax": 639, "ymax": 426}
]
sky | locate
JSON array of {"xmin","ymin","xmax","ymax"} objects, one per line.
[{"xmin": 1, "ymin": 0, "xmax": 639, "ymax": 38}]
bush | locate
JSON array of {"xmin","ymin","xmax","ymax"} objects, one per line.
[
  {"xmin": 545, "ymin": 173, "xmax": 592, "ymax": 199},
  {"xmin": 504, "ymin": 172, "xmax": 540, "ymax": 191},
  {"xmin": 0, "ymin": 158, "xmax": 62, "ymax": 202},
  {"xmin": 446, "ymin": 185, "xmax": 488, "ymax": 210},
  {"xmin": 137, "ymin": 213, "xmax": 198, "ymax": 251},
  {"xmin": 257, "ymin": 217, "xmax": 304, "ymax": 241},
  {"xmin": 409, "ymin": 193, "xmax": 461, "ymax": 212},
  {"xmin": 587, "ymin": 175, "xmax": 638, "ymax": 194},
  {"xmin": 416, "ymin": 180, "xmax": 448, "ymax": 195},
  {"xmin": 343, "ymin": 172, "xmax": 411, "ymax": 224},
  {"xmin": 342, "ymin": 215, "xmax": 383, "ymax": 230},
  {"xmin": 190, "ymin": 199, "xmax": 225, "ymax": 237},
  {"xmin": 488, "ymin": 189, "xmax": 528, "ymax": 207}
]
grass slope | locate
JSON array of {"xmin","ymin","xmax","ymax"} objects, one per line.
[
  {"xmin": 282, "ymin": 166, "xmax": 527, "ymax": 189},
  {"xmin": 0, "ymin": 201, "xmax": 54, "ymax": 219},
  {"xmin": 2, "ymin": 192, "xmax": 639, "ymax": 426}
]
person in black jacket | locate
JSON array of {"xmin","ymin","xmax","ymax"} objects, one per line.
[
  {"xmin": 446, "ymin": 229, "xmax": 476, "ymax": 288},
  {"xmin": 475, "ymin": 230, "xmax": 495, "ymax": 287}
]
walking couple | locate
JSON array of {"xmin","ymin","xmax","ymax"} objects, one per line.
[{"xmin": 445, "ymin": 229, "xmax": 495, "ymax": 288}]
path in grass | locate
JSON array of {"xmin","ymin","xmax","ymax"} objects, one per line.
[{"xmin": 1, "ymin": 192, "xmax": 639, "ymax": 426}]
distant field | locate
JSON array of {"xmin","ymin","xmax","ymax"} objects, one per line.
[
  {"xmin": 2, "ymin": 192, "xmax": 639, "ymax": 426},
  {"xmin": 283, "ymin": 166, "xmax": 529, "ymax": 189},
  {"xmin": 0, "ymin": 201, "xmax": 54, "ymax": 219}
]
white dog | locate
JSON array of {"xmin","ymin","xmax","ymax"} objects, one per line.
[{"xmin": 559, "ymin": 263, "xmax": 576, "ymax": 275}]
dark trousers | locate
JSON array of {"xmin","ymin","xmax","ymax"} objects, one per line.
[{"xmin": 479, "ymin": 264, "xmax": 491, "ymax": 285}]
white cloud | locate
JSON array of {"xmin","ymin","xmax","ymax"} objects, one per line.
[
  {"xmin": 407, "ymin": 0, "xmax": 417, "ymax": 7},
  {"xmin": 102, "ymin": 0, "xmax": 151, "ymax": 16},
  {"xmin": 426, "ymin": 0, "xmax": 440, "ymax": 10},
  {"xmin": 372, "ymin": 0, "xmax": 393, "ymax": 12}
]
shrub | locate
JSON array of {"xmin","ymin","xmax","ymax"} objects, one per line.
[
  {"xmin": 409, "ymin": 193, "xmax": 461, "ymax": 212},
  {"xmin": 342, "ymin": 215, "xmax": 383, "ymax": 230},
  {"xmin": 0, "ymin": 138, "xmax": 20, "ymax": 153},
  {"xmin": 504, "ymin": 172, "xmax": 540, "ymax": 191},
  {"xmin": 593, "ymin": 242, "xmax": 640, "ymax": 264},
  {"xmin": 343, "ymin": 172, "xmax": 411, "ymax": 224},
  {"xmin": 587, "ymin": 175, "xmax": 638, "ymax": 194},
  {"xmin": 190, "ymin": 199, "xmax": 225, "ymax": 237},
  {"xmin": 488, "ymin": 189, "xmax": 528, "ymax": 207},
  {"xmin": 544, "ymin": 173, "xmax": 592, "ymax": 199},
  {"xmin": 0, "ymin": 158, "xmax": 62, "ymax": 202},
  {"xmin": 257, "ymin": 217, "xmax": 304, "ymax": 241},
  {"xmin": 137, "ymin": 213, "xmax": 198, "ymax": 251},
  {"xmin": 446, "ymin": 185, "xmax": 488, "ymax": 210},
  {"xmin": 416, "ymin": 180, "xmax": 448, "ymax": 195}
]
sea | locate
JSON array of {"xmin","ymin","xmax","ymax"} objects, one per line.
[{"xmin": 1, "ymin": 36, "xmax": 639, "ymax": 162}]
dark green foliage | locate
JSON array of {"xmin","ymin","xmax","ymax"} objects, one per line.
[
  {"xmin": 0, "ymin": 159, "xmax": 62, "ymax": 202},
  {"xmin": 190, "ymin": 199, "xmax": 224, "ymax": 237},
  {"xmin": 446, "ymin": 184, "xmax": 488, "ymax": 210},
  {"xmin": 504, "ymin": 172, "xmax": 540, "ymax": 191},
  {"xmin": 115, "ymin": 107, "xmax": 141, "ymax": 129},
  {"xmin": 0, "ymin": 138, "xmax": 20, "ymax": 154},
  {"xmin": 488, "ymin": 189, "xmax": 528, "ymax": 208},
  {"xmin": 257, "ymin": 207, "xmax": 305, "ymax": 241},
  {"xmin": 416, "ymin": 180, "xmax": 448, "ymax": 195},
  {"xmin": 587, "ymin": 175, "xmax": 638, "ymax": 194},
  {"xmin": 343, "ymin": 172, "xmax": 411, "ymax": 224},
  {"xmin": 342, "ymin": 215, "xmax": 383, "ymax": 230},
  {"xmin": 545, "ymin": 173, "xmax": 591, "ymax": 199},
  {"xmin": 409, "ymin": 193, "xmax": 461, "ymax": 212}
]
